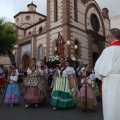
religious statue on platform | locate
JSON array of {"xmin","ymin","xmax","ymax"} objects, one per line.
[{"xmin": 56, "ymin": 32, "xmax": 65, "ymax": 56}]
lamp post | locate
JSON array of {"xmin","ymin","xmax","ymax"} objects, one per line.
[
  {"xmin": 67, "ymin": 40, "xmax": 71, "ymax": 56},
  {"xmin": 74, "ymin": 45, "xmax": 78, "ymax": 60},
  {"xmin": 43, "ymin": 44, "xmax": 46, "ymax": 59},
  {"xmin": 54, "ymin": 47, "xmax": 57, "ymax": 55},
  {"xmin": 67, "ymin": 40, "xmax": 70, "ymax": 46}
]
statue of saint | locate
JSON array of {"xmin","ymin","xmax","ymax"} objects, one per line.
[{"xmin": 56, "ymin": 32, "xmax": 65, "ymax": 56}]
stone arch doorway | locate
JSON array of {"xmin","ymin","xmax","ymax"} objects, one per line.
[
  {"xmin": 92, "ymin": 39, "xmax": 103, "ymax": 67},
  {"xmin": 87, "ymin": 30, "xmax": 105, "ymax": 67},
  {"xmin": 22, "ymin": 54, "xmax": 30, "ymax": 68},
  {"xmin": 92, "ymin": 42, "xmax": 99, "ymax": 67}
]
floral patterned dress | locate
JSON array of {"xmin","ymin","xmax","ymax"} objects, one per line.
[{"xmin": 24, "ymin": 69, "xmax": 47, "ymax": 104}]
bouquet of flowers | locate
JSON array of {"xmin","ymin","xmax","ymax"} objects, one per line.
[
  {"xmin": 47, "ymin": 55, "xmax": 60, "ymax": 64},
  {"xmin": 47, "ymin": 55, "xmax": 77, "ymax": 66}
]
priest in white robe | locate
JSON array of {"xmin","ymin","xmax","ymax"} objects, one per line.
[{"xmin": 94, "ymin": 28, "xmax": 120, "ymax": 120}]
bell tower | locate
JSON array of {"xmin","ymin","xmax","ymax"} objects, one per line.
[
  {"xmin": 46, "ymin": 0, "xmax": 71, "ymax": 57},
  {"xmin": 46, "ymin": 0, "xmax": 71, "ymax": 30},
  {"xmin": 27, "ymin": 1, "xmax": 37, "ymax": 12}
]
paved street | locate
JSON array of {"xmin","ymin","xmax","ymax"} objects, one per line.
[{"xmin": 0, "ymin": 89, "xmax": 103, "ymax": 120}]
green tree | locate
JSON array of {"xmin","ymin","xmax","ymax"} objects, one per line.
[{"xmin": 0, "ymin": 18, "xmax": 18, "ymax": 65}]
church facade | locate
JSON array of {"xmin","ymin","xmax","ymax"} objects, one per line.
[{"xmin": 0, "ymin": 0, "xmax": 110, "ymax": 67}]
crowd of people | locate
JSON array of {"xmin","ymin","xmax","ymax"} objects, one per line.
[
  {"xmin": 1, "ymin": 28, "xmax": 120, "ymax": 120},
  {"xmin": 0, "ymin": 57, "xmax": 99, "ymax": 110}
]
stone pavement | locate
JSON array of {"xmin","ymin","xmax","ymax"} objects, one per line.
[{"xmin": 0, "ymin": 89, "xmax": 103, "ymax": 120}]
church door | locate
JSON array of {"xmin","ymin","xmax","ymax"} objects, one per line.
[
  {"xmin": 92, "ymin": 43, "xmax": 99, "ymax": 67},
  {"xmin": 23, "ymin": 55, "xmax": 30, "ymax": 68}
]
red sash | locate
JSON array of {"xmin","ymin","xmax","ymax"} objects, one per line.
[{"xmin": 110, "ymin": 40, "xmax": 120, "ymax": 46}]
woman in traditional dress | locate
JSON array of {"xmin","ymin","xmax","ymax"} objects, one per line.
[
  {"xmin": 38, "ymin": 60, "xmax": 48, "ymax": 98},
  {"xmin": 51, "ymin": 57, "xmax": 75, "ymax": 110},
  {"xmin": 4, "ymin": 69, "xmax": 21, "ymax": 107},
  {"xmin": 77, "ymin": 73, "xmax": 98, "ymax": 108},
  {"xmin": 24, "ymin": 58, "xmax": 47, "ymax": 108},
  {"xmin": 65, "ymin": 61, "xmax": 78, "ymax": 96}
]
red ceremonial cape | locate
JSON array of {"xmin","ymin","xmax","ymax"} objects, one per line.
[{"xmin": 110, "ymin": 40, "xmax": 120, "ymax": 46}]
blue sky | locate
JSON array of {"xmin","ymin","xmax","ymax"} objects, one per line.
[{"xmin": 0, "ymin": 0, "xmax": 119, "ymax": 22}]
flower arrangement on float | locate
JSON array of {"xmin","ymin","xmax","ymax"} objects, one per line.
[{"xmin": 46, "ymin": 55, "xmax": 77, "ymax": 66}]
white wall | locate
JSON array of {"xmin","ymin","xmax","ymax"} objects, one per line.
[
  {"xmin": 110, "ymin": 16, "xmax": 120, "ymax": 29},
  {"xmin": 0, "ymin": 57, "xmax": 10, "ymax": 67}
]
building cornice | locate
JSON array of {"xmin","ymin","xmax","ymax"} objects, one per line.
[
  {"xmin": 27, "ymin": 3, "xmax": 37, "ymax": 8},
  {"xmin": 86, "ymin": 29, "xmax": 106, "ymax": 40},
  {"xmin": 17, "ymin": 34, "xmax": 35, "ymax": 45},
  {"xmin": 16, "ymin": 19, "xmax": 47, "ymax": 30},
  {"xmin": 14, "ymin": 11, "xmax": 46, "ymax": 18},
  {"xmin": 46, "ymin": 23, "xmax": 86, "ymax": 34},
  {"xmin": 26, "ymin": 19, "xmax": 47, "ymax": 30}
]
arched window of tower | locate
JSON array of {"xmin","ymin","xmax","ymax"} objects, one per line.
[
  {"xmin": 54, "ymin": 0, "xmax": 58, "ymax": 22},
  {"xmin": 74, "ymin": 0, "xmax": 78, "ymax": 22},
  {"xmin": 39, "ymin": 45, "xmax": 43, "ymax": 60},
  {"xmin": 74, "ymin": 40, "xmax": 79, "ymax": 55},
  {"xmin": 16, "ymin": 18, "xmax": 19, "ymax": 23},
  {"xmin": 39, "ymin": 18, "xmax": 43, "ymax": 22},
  {"xmin": 28, "ymin": 31, "xmax": 31, "ymax": 35},
  {"xmin": 39, "ymin": 27, "xmax": 43, "ymax": 34}
]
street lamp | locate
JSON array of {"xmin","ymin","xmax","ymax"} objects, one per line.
[
  {"xmin": 67, "ymin": 40, "xmax": 71, "ymax": 45},
  {"xmin": 67, "ymin": 40, "xmax": 71, "ymax": 55},
  {"xmin": 74, "ymin": 45, "xmax": 78, "ymax": 49},
  {"xmin": 43, "ymin": 44, "xmax": 46, "ymax": 58},
  {"xmin": 74, "ymin": 45, "xmax": 78, "ymax": 60},
  {"xmin": 54, "ymin": 47, "xmax": 57, "ymax": 55},
  {"xmin": 43, "ymin": 44, "xmax": 46, "ymax": 48}
]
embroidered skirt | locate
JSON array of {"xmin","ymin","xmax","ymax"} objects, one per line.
[
  {"xmin": 24, "ymin": 75, "xmax": 47, "ymax": 104},
  {"xmin": 51, "ymin": 77, "xmax": 75, "ymax": 108},
  {"xmin": 4, "ymin": 83, "xmax": 21, "ymax": 104},
  {"xmin": 24, "ymin": 86, "xmax": 46, "ymax": 104},
  {"xmin": 77, "ymin": 86, "xmax": 98, "ymax": 107}
]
